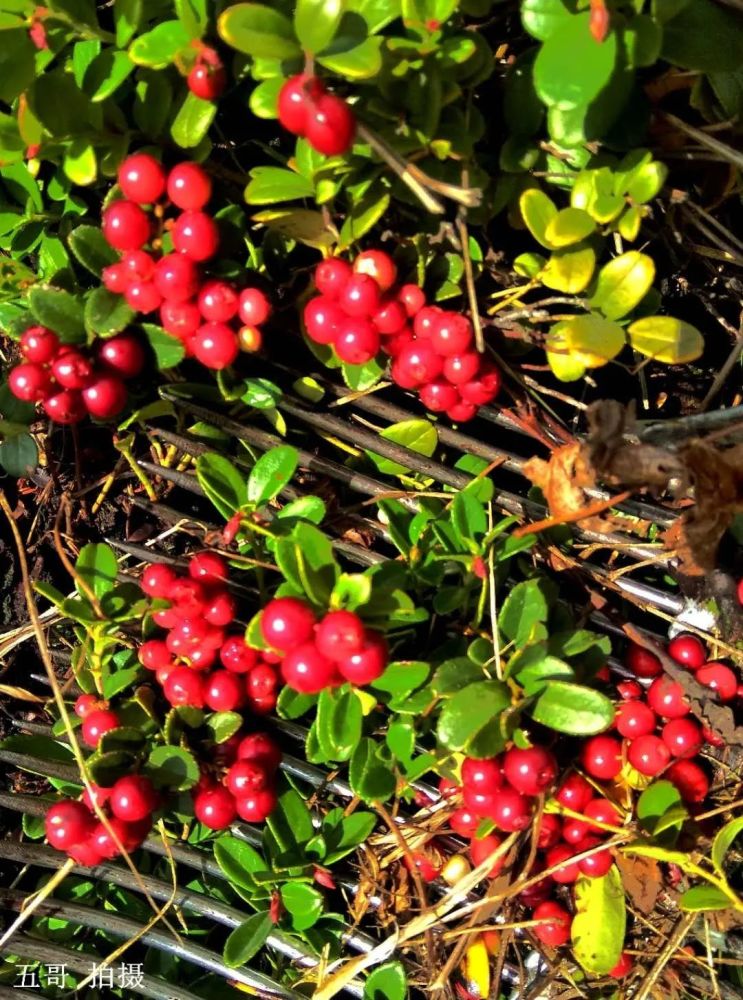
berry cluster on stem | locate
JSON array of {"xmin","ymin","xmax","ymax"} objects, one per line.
[{"xmin": 278, "ymin": 74, "xmax": 356, "ymax": 156}]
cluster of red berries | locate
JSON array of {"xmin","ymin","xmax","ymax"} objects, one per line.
[
  {"xmin": 139, "ymin": 554, "xmax": 282, "ymax": 716},
  {"xmin": 303, "ymin": 250, "xmax": 501, "ymax": 422},
  {"xmin": 191, "ymin": 730, "xmax": 282, "ymax": 830},
  {"xmin": 8, "ymin": 327, "xmax": 144, "ymax": 424},
  {"xmin": 44, "ymin": 772, "xmax": 157, "ymax": 866},
  {"xmin": 101, "ymin": 154, "xmax": 272, "ymax": 367},
  {"xmin": 277, "ymin": 74, "xmax": 355, "ymax": 156},
  {"xmin": 187, "ymin": 46, "xmax": 226, "ymax": 102},
  {"xmin": 260, "ymin": 597, "xmax": 388, "ymax": 692}
]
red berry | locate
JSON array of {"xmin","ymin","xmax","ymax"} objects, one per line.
[
  {"xmin": 81, "ymin": 709, "xmax": 120, "ymax": 748},
  {"xmin": 172, "ymin": 209, "xmax": 220, "ymax": 260},
  {"xmin": 339, "ymin": 273, "xmax": 381, "ymax": 318},
  {"xmin": 647, "ymin": 676, "xmax": 690, "ymax": 719},
  {"xmin": 205, "ymin": 670, "xmax": 244, "ymax": 712},
  {"xmin": 138, "ymin": 639, "xmax": 171, "ymax": 671},
  {"xmin": 546, "ymin": 843, "xmax": 581, "ymax": 883},
  {"xmin": 81, "ymin": 783, "xmax": 111, "ymax": 811},
  {"xmin": 617, "ymin": 680, "xmax": 643, "ymax": 700},
  {"xmin": 45, "ymin": 800, "xmax": 93, "ymax": 850},
  {"xmin": 237, "ymin": 732, "xmax": 282, "ymax": 772},
  {"xmin": 413, "ymin": 306, "xmax": 443, "ymax": 339},
  {"xmin": 373, "ymin": 297, "xmax": 408, "ymax": 335},
  {"xmin": 97, "ymin": 334, "xmax": 145, "ymax": 379},
  {"xmin": 261, "ymin": 597, "xmax": 316, "ymax": 652},
  {"xmin": 381, "ymin": 328, "xmax": 413, "ymax": 358},
  {"xmin": 110, "ymin": 775, "xmax": 157, "ymax": 822},
  {"xmin": 167, "ymin": 162, "xmax": 212, "ymax": 210},
  {"xmin": 404, "ymin": 850, "xmax": 441, "ymax": 882},
  {"xmin": 335, "ymin": 317, "xmax": 380, "ymax": 365},
  {"xmin": 282, "ymin": 642, "xmax": 338, "ymax": 693},
  {"xmin": 236, "ymin": 788, "xmax": 277, "ymax": 823},
  {"xmin": 438, "ymin": 776, "xmax": 460, "ymax": 799},
  {"xmin": 194, "ymin": 785, "xmax": 236, "ymax": 829},
  {"xmin": 463, "ymin": 785, "xmax": 500, "ymax": 817},
  {"xmin": 696, "ymin": 662, "xmax": 737, "ymax": 701},
  {"xmin": 430, "ymin": 313, "xmax": 473, "ymax": 356},
  {"xmin": 160, "ymin": 300, "xmax": 201, "ymax": 338},
  {"xmin": 203, "ymin": 590, "xmax": 236, "ymax": 627},
  {"xmin": 532, "ymin": 901, "xmax": 572, "ymax": 947},
  {"xmin": 189, "ymin": 552, "xmax": 228, "ymax": 585},
  {"xmin": 118, "ymin": 153, "xmax": 166, "ymax": 204},
  {"xmin": 125, "ymin": 280, "xmax": 162, "ymax": 314},
  {"xmin": 609, "ymin": 952, "xmax": 633, "ymax": 979},
  {"xmin": 315, "ymin": 258, "xmax": 352, "ymax": 300},
  {"xmin": 738, "ymin": 578, "xmax": 743, "ymax": 605},
  {"xmin": 82, "ymin": 375, "xmax": 127, "ymax": 420},
  {"xmin": 536, "ymin": 813, "xmax": 562, "ymax": 849},
  {"xmin": 198, "ymin": 280, "xmax": 238, "ymax": 322},
  {"xmin": 122, "ymin": 249, "xmax": 156, "ymax": 281},
  {"xmin": 51, "ymin": 350, "xmax": 92, "ymax": 390},
  {"xmin": 153, "ymin": 607, "xmax": 178, "ymax": 627},
  {"xmin": 576, "ymin": 837, "xmax": 613, "ymax": 877},
  {"xmin": 246, "ymin": 663, "xmax": 279, "ymax": 700},
  {"xmin": 625, "ymin": 642, "xmax": 662, "ymax": 678},
  {"xmin": 305, "ymin": 93, "xmax": 355, "ymax": 155},
  {"xmin": 702, "ymin": 725, "xmax": 724, "ymax": 748},
  {"xmin": 449, "ymin": 806, "xmax": 479, "ymax": 837},
  {"xmin": 337, "ymin": 631, "xmax": 387, "ymax": 685},
  {"xmin": 666, "ymin": 759, "xmax": 709, "ymax": 803},
  {"xmin": 141, "ymin": 562, "xmax": 176, "ymax": 597},
  {"xmin": 562, "ymin": 817, "xmax": 591, "ymax": 844},
  {"xmin": 315, "ymin": 610, "xmax": 366, "ymax": 661},
  {"xmin": 462, "ymin": 756, "xmax": 503, "ymax": 793},
  {"xmin": 227, "ymin": 760, "xmax": 269, "ymax": 796},
  {"xmin": 220, "ymin": 637, "xmax": 259, "ymax": 674},
  {"xmin": 502, "ymin": 746, "xmax": 558, "ymax": 797},
  {"xmin": 102, "ymin": 200, "xmax": 150, "ymax": 251},
  {"xmin": 615, "ymin": 700, "xmax": 656, "ymax": 739},
  {"xmin": 43, "ymin": 389, "xmax": 86, "ymax": 424},
  {"xmin": 584, "ymin": 797, "xmax": 622, "ymax": 830},
  {"xmin": 395, "ymin": 340, "xmax": 443, "ymax": 387},
  {"xmin": 20, "ymin": 326, "xmax": 59, "ymax": 364},
  {"xmin": 459, "ymin": 365, "xmax": 501, "ymax": 406},
  {"xmin": 667, "ymin": 634, "xmax": 706, "ymax": 670},
  {"xmin": 353, "ymin": 250, "xmax": 397, "ymax": 293},
  {"xmin": 662, "ymin": 719, "xmax": 703, "ymax": 758},
  {"xmin": 419, "ymin": 380, "xmax": 460, "ymax": 413},
  {"xmin": 187, "ymin": 645, "xmax": 219, "ymax": 671},
  {"xmin": 238, "ymin": 288, "xmax": 271, "ymax": 327},
  {"xmin": 581, "ymin": 735, "xmax": 623, "ymax": 780},
  {"xmin": 163, "ymin": 666, "xmax": 205, "ymax": 708},
  {"xmin": 66, "ymin": 838, "xmax": 105, "ymax": 866},
  {"xmin": 154, "ymin": 254, "xmax": 199, "ymax": 303},
  {"xmin": 443, "ymin": 352, "xmax": 480, "ymax": 386},
  {"xmin": 398, "ymin": 284, "xmax": 426, "ymax": 317},
  {"xmin": 9, "ymin": 362, "xmax": 53, "ymax": 402},
  {"xmin": 488, "ymin": 787, "xmax": 531, "ymax": 831},
  {"xmin": 192, "ymin": 323, "xmax": 238, "ymax": 369},
  {"xmin": 469, "ymin": 833, "xmax": 505, "ymax": 877},
  {"xmin": 277, "ymin": 73, "xmax": 324, "ymax": 135},
  {"xmin": 627, "ymin": 734, "xmax": 671, "ymax": 776},
  {"xmin": 103, "ymin": 263, "xmax": 128, "ymax": 293},
  {"xmin": 447, "ymin": 401, "xmax": 478, "ymax": 422},
  {"xmin": 188, "ymin": 60, "xmax": 227, "ymax": 100},
  {"xmin": 554, "ymin": 773, "xmax": 594, "ymax": 812},
  {"xmin": 304, "ymin": 296, "xmax": 344, "ymax": 345},
  {"xmin": 169, "ymin": 577, "xmax": 206, "ymax": 615},
  {"xmin": 74, "ymin": 693, "xmax": 99, "ymax": 718}
]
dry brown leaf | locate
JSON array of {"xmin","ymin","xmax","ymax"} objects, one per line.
[{"xmin": 615, "ymin": 852, "xmax": 661, "ymax": 915}]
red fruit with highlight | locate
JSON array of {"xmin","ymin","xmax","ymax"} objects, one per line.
[
  {"xmin": 205, "ymin": 670, "xmax": 244, "ymax": 712},
  {"xmin": 419, "ymin": 381, "xmax": 459, "ymax": 413},
  {"xmin": 469, "ymin": 833, "xmax": 504, "ymax": 877},
  {"xmin": 167, "ymin": 162, "xmax": 212, "ymax": 210},
  {"xmin": 10, "ymin": 363, "xmax": 52, "ymax": 402},
  {"xmin": 261, "ymin": 597, "xmax": 316, "ymax": 652},
  {"xmin": 532, "ymin": 901, "xmax": 572, "ymax": 947},
  {"xmin": 430, "ymin": 313, "xmax": 473, "ymax": 356},
  {"xmin": 609, "ymin": 952, "xmax": 633, "ymax": 979},
  {"xmin": 487, "ymin": 788, "xmax": 532, "ymax": 831},
  {"xmin": 141, "ymin": 562, "xmax": 176, "ymax": 597},
  {"xmin": 554, "ymin": 773, "xmax": 594, "ymax": 813},
  {"xmin": 82, "ymin": 709, "xmax": 120, "ymax": 748},
  {"xmin": 277, "ymin": 73, "xmax": 324, "ymax": 135},
  {"xmin": 163, "ymin": 667, "xmax": 205, "ymax": 708},
  {"xmin": 502, "ymin": 746, "xmax": 558, "ymax": 797},
  {"xmin": 110, "ymin": 775, "xmax": 157, "ymax": 822},
  {"xmin": 581, "ymin": 735, "xmax": 622, "ymax": 780},
  {"xmin": 546, "ymin": 843, "xmax": 580, "ymax": 884},
  {"xmin": 220, "ymin": 637, "xmax": 259, "ymax": 674},
  {"xmin": 304, "ymin": 296, "xmax": 344, "ymax": 345},
  {"xmin": 667, "ymin": 633, "xmax": 706, "ymax": 670},
  {"xmin": 45, "ymin": 800, "xmax": 94, "ymax": 850},
  {"xmin": 627, "ymin": 734, "xmax": 671, "ymax": 776},
  {"xmin": 194, "ymin": 785, "xmax": 236, "ymax": 830},
  {"xmin": 536, "ymin": 813, "xmax": 562, "ymax": 849},
  {"xmin": 102, "ymin": 200, "xmax": 150, "ymax": 251},
  {"xmin": 74, "ymin": 694, "xmax": 99, "ymax": 718},
  {"xmin": 282, "ymin": 642, "xmax": 338, "ymax": 693},
  {"xmin": 172, "ymin": 210, "xmax": 220, "ymax": 261},
  {"xmin": 648, "ymin": 676, "xmax": 691, "ymax": 719},
  {"xmin": 236, "ymin": 788, "xmax": 277, "ymax": 823},
  {"xmin": 20, "ymin": 326, "xmax": 59, "ymax": 364},
  {"xmin": 337, "ymin": 631, "xmax": 387, "ymax": 685},
  {"xmin": 82, "ymin": 375, "xmax": 128, "ymax": 420},
  {"xmin": 198, "ymin": 281, "xmax": 239, "ymax": 322},
  {"xmin": 98, "ymin": 334, "xmax": 145, "ymax": 379},
  {"xmin": 615, "ymin": 700, "xmax": 656, "ymax": 739},
  {"xmin": 305, "ymin": 93, "xmax": 355, "ymax": 155},
  {"xmin": 666, "ymin": 759, "xmax": 709, "ymax": 803},
  {"xmin": 335, "ymin": 317, "xmax": 380, "ymax": 365},
  {"xmin": 353, "ymin": 250, "xmax": 397, "ymax": 292},
  {"xmin": 398, "ymin": 284, "xmax": 426, "ymax": 317},
  {"xmin": 237, "ymin": 732, "xmax": 282, "ymax": 772},
  {"xmin": 696, "ymin": 662, "xmax": 737, "ymax": 702},
  {"xmin": 125, "ymin": 281, "xmax": 162, "ymax": 314},
  {"xmin": 395, "ymin": 340, "xmax": 443, "ymax": 386},
  {"xmin": 449, "ymin": 806, "xmax": 479, "ymax": 837},
  {"xmin": 118, "ymin": 153, "xmax": 166, "ymax": 204},
  {"xmin": 154, "ymin": 254, "xmax": 199, "ymax": 303},
  {"xmin": 625, "ymin": 642, "xmax": 662, "ymax": 677},
  {"xmin": 315, "ymin": 258, "xmax": 352, "ymax": 300},
  {"xmin": 442, "ymin": 351, "xmax": 479, "ymax": 385},
  {"xmin": 188, "ymin": 60, "xmax": 226, "ymax": 101},
  {"xmin": 238, "ymin": 288, "xmax": 271, "ymax": 327},
  {"xmin": 576, "ymin": 837, "xmax": 613, "ymax": 877},
  {"xmin": 315, "ymin": 610, "xmax": 366, "ymax": 661},
  {"xmin": 339, "ymin": 274, "xmax": 381, "ymax": 318},
  {"xmin": 192, "ymin": 323, "xmax": 238, "ymax": 369},
  {"xmin": 227, "ymin": 760, "xmax": 269, "ymax": 796},
  {"xmin": 662, "ymin": 718, "xmax": 703, "ymax": 758}
]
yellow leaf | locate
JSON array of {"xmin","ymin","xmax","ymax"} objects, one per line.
[
  {"xmin": 544, "ymin": 207, "xmax": 596, "ymax": 248},
  {"xmin": 591, "ymin": 251, "xmax": 655, "ymax": 320},
  {"xmin": 519, "ymin": 188, "xmax": 558, "ymax": 248},
  {"xmin": 560, "ymin": 314, "xmax": 625, "ymax": 367},
  {"xmin": 251, "ymin": 208, "xmax": 336, "ymax": 250},
  {"xmin": 462, "ymin": 936, "xmax": 491, "ymax": 998},
  {"xmin": 572, "ymin": 868, "xmax": 626, "ymax": 975},
  {"xmin": 546, "ymin": 322, "xmax": 588, "ymax": 381},
  {"xmin": 542, "ymin": 245, "xmax": 596, "ymax": 293},
  {"xmin": 627, "ymin": 316, "xmax": 704, "ymax": 363}
]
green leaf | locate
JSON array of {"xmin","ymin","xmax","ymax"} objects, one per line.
[
  {"xmin": 134, "ymin": 71, "xmax": 173, "ymax": 138},
  {"xmin": 242, "ymin": 378, "xmax": 282, "ymax": 410},
  {"xmin": 571, "ymin": 867, "xmax": 626, "ymax": 975},
  {"xmin": 637, "ymin": 780, "xmax": 687, "ymax": 835},
  {"xmin": 0, "ymin": 433, "xmax": 37, "ymax": 478},
  {"xmin": 530, "ymin": 681, "xmax": 615, "ymax": 735},
  {"xmin": 85, "ymin": 287, "xmax": 136, "ymax": 338},
  {"xmin": 338, "ymin": 184, "xmax": 390, "ymax": 251},
  {"xmin": 249, "ymin": 77, "xmax": 282, "ymax": 119},
  {"xmin": 342, "ymin": 357, "xmax": 385, "ymax": 392},
  {"xmin": 223, "ymin": 912, "xmax": 272, "ymax": 968},
  {"xmin": 88, "ymin": 750, "xmax": 136, "ymax": 787},
  {"xmin": 317, "ymin": 12, "xmax": 383, "ymax": 78},
  {"xmin": 625, "ymin": 14, "xmax": 663, "ymax": 67},
  {"xmin": 323, "ymin": 807, "xmax": 377, "ymax": 863},
  {"xmin": 76, "ymin": 543, "xmax": 118, "ymax": 598},
  {"xmin": 350, "ymin": 737, "xmax": 396, "ymax": 802},
  {"xmin": 248, "ymin": 445, "xmax": 298, "ymax": 506},
  {"xmin": 514, "ymin": 252, "xmax": 547, "ymax": 278},
  {"xmin": 68, "ymin": 225, "xmax": 118, "ymax": 277},
  {"xmin": 218, "ymin": 3, "xmax": 301, "ymax": 59},
  {"xmin": 115, "ymin": 0, "xmax": 142, "ymax": 46},
  {"xmin": 366, "ymin": 419, "xmax": 437, "ymax": 477},
  {"xmin": 542, "ymin": 245, "xmax": 596, "ymax": 293},
  {"xmin": 522, "ymin": 0, "xmax": 575, "ymax": 40},
  {"xmin": 245, "ymin": 166, "xmax": 314, "ymax": 205},
  {"xmin": 267, "ymin": 785, "xmax": 315, "ymax": 852},
  {"xmin": 281, "ymin": 882, "xmax": 324, "ymax": 931},
  {"xmin": 171, "ymin": 90, "xmax": 217, "ymax": 149},
  {"xmin": 544, "ymin": 207, "xmax": 595, "ymax": 248},
  {"xmin": 519, "ymin": 188, "xmax": 558, "ymax": 248},
  {"xmin": 277, "ymin": 495, "xmax": 326, "ymax": 524},
  {"xmin": 295, "ymin": 0, "xmax": 342, "ymax": 53},
  {"xmin": 146, "ymin": 745, "xmax": 199, "ymax": 790},
  {"xmin": 205, "ymin": 711, "xmax": 243, "ymax": 743},
  {"xmin": 510, "ymin": 653, "xmax": 575, "ymax": 695},
  {"xmin": 560, "ymin": 314, "xmax": 625, "ymax": 367},
  {"xmin": 364, "ymin": 962, "xmax": 408, "ymax": 1000},
  {"xmin": 196, "ymin": 453, "xmax": 247, "ymax": 519},
  {"xmin": 431, "ymin": 658, "xmax": 484, "ymax": 695},
  {"xmin": 175, "ymin": 0, "xmax": 208, "ymax": 37},
  {"xmin": 436, "ymin": 679, "xmax": 510, "ymax": 752},
  {"xmin": 534, "ymin": 13, "xmax": 618, "ymax": 109},
  {"xmin": 627, "ymin": 162, "xmax": 667, "ymax": 204},
  {"xmin": 129, "ymin": 20, "xmax": 191, "ymax": 68},
  {"xmin": 712, "ymin": 816, "xmax": 743, "ymax": 875},
  {"xmin": 214, "ymin": 836, "xmax": 267, "ymax": 890},
  {"xmin": 139, "ymin": 323, "xmax": 185, "ymax": 369},
  {"xmin": 679, "ymin": 885, "xmax": 732, "ymax": 912},
  {"xmin": 451, "ymin": 492, "xmax": 486, "ymax": 545},
  {"xmin": 316, "ymin": 687, "xmax": 363, "ymax": 762},
  {"xmin": 590, "ymin": 251, "xmax": 655, "ymax": 320},
  {"xmin": 627, "ymin": 316, "xmax": 704, "ymax": 364},
  {"xmin": 331, "ymin": 573, "xmax": 371, "ymax": 610},
  {"xmin": 252, "ymin": 207, "xmax": 335, "ymax": 250},
  {"xmin": 0, "ymin": 30, "xmax": 35, "ymax": 106},
  {"xmin": 661, "ymin": 0, "xmax": 743, "ymax": 71},
  {"xmin": 27, "ymin": 286, "xmax": 86, "ymax": 344},
  {"xmin": 372, "ymin": 661, "xmax": 430, "ymax": 698},
  {"xmin": 83, "ymin": 50, "xmax": 135, "ymax": 102},
  {"xmin": 500, "ymin": 579, "xmax": 549, "ymax": 648}
]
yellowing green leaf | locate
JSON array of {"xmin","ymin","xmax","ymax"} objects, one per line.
[
  {"xmin": 547, "ymin": 348, "xmax": 586, "ymax": 382},
  {"xmin": 591, "ymin": 251, "xmax": 655, "ymax": 320},
  {"xmin": 572, "ymin": 867, "xmax": 626, "ymax": 974},
  {"xmin": 519, "ymin": 188, "xmax": 558, "ymax": 248},
  {"xmin": 513, "ymin": 251, "xmax": 546, "ymax": 278},
  {"xmin": 627, "ymin": 316, "xmax": 704, "ymax": 363},
  {"xmin": 252, "ymin": 208, "xmax": 335, "ymax": 250},
  {"xmin": 63, "ymin": 140, "xmax": 97, "ymax": 185},
  {"xmin": 542, "ymin": 245, "xmax": 596, "ymax": 293},
  {"xmin": 560, "ymin": 314, "xmax": 625, "ymax": 367},
  {"xmin": 617, "ymin": 205, "xmax": 642, "ymax": 242},
  {"xmin": 627, "ymin": 161, "xmax": 667, "ymax": 203},
  {"xmin": 544, "ymin": 207, "xmax": 595, "ymax": 247},
  {"xmin": 366, "ymin": 419, "xmax": 438, "ymax": 476}
]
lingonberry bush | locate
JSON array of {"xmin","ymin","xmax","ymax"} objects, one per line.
[{"xmin": 1, "ymin": 0, "xmax": 742, "ymax": 997}]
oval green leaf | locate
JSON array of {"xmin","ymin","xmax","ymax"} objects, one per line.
[
  {"xmin": 712, "ymin": 816, "xmax": 743, "ymax": 875},
  {"xmin": 519, "ymin": 188, "xmax": 558, "ymax": 248},
  {"xmin": 627, "ymin": 315, "xmax": 704, "ymax": 363},
  {"xmin": 530, "ymin": 680, "xmax": 615, "ymax": 735},
  {"xmin": 591, "ymin": 251, "xmax": 655, "ymax": 319},
  {"xmin": 544, "ymin": 207, "xmax": 595, "ymax": 248},
  {"xmin": 534, "ymin": 12, "xmax": 618, "ymax": 109},
  {"xmin": 295, "ymin": 0, "xmax": 342, "ymax": 53},
  {"xmin": 436, "ymin": 679, "xmax": 511, "ymax": 752},
  {"xmin": 560, "ymin": 313, "xmax": 625, "ymax": 367},
  {"xmin": 541, "ymin": 245, "xmax": 596, "ymax": 293},
  {"xmin": 679, "ymin": 885, "xmax": 731, "ymax": 912},
  {"xmin": 218, "ymin": 3, "xmax": 300, "ymax": 59},
  {"xmin": 224, "ymin": 912, "xmax": 272, "ymax": 968}
]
